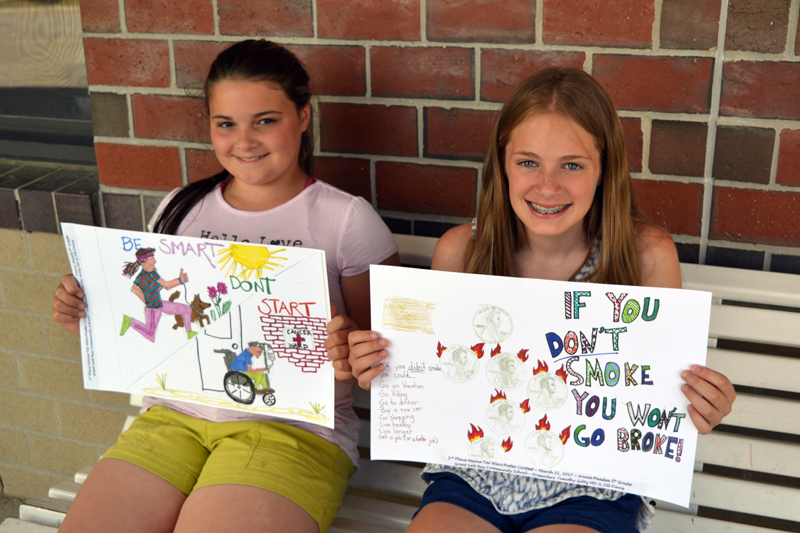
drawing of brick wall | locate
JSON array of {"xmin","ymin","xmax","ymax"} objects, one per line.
[{"xmin": 260, "ymin": 315, "xmax": 328, "ymax": 372}]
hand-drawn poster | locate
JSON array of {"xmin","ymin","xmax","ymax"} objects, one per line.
[
  {"xmin": 370, "ymin": 265, "xmax": 712, "ymax": 506},
  {"xmin": 61, "ymin": 223, "xmax": 334, "ymax": 428}
]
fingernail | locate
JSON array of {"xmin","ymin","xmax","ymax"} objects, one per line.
[
  {"xmin": 681, "ymin": 371, "xmax": 690, "ymax": 380},
  {"xmin": 691, "ymin": 364, "xmax": 701, "ymax": 372},
  {"xmin": 379, "ymin": 339, "xmax": 388, "ymax": 347},
  {"xmin": 681, "ymin": 384, "xmax": 690, "ymax": 393}
]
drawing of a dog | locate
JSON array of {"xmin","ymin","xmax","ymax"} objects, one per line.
[{"xmin": 169, "ymin": 292, "xmax": 211, "ymax": 329}]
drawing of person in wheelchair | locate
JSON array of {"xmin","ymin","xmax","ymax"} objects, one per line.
[{"xmin": 216, "ymin": 341, "xmax": 277, "ymax": 406}]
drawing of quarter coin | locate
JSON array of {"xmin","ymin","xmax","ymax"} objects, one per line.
[
  {"xmin": 473, "ymin": 305, "xmax": 513, "ymax": 343},
  {"xmin": 486, "ymin": 400, "xmax": 524, "ymax": 436},
  {"xmin": 486, "ymin": 352, "xmax": 526, "ymax": 391},
  {"xmin": 527, "ymin": 373, "xmax": 568, "ymax": 411},
  {"xmin": 524, "ymin": 430, "xmax": 564, "ymax": 467},
  {"xmin": 468, "ymin": 437, "xmax": 505, "ymax": 459},
  {"xmin": 441, "ymin": 344, "xmax": 479, "ymax": 383}
]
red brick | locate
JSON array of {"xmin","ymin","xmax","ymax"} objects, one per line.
[
  {"xmin": 649, "ymin": 120, "xmax": 707, "ymax": 177},
  {"xmin": 713, "ymin": 126, "xmax": 774, "ymax": 184},
  {"xmin": 711, "ymin": 188, "xmax": 800, "ymax": 246},
  {"xmin": 543, "ymin": 0, "xmax": 653, "ymax": 48},
  {"xmin": 314, "ymin": 157, "xmax": 371, "ymax": 199},
  {"xmin": 372, "ymin": 47, "xmax": 473, "ymax": 100},
  {"xmin": 133, "ymin": 95, "xmax": 209, "ymax": 143},
  {"xmin": 126, "ymin": 0, "xmax": 213, "ymax": 34},
  {"xmin": 427, "ymin": 0, "xmax": 535, "ymax": 43},
  {"xmin": 187, "ymin": 149, "xmax": 224, "ymax": 183},
  {"xmin": 776, "ymin": 129, "xmax": 800, "ymax": 187},
  {"xmin": 285, "ymin": 46, "xmax": 366, "ymax": 96},
  {"xmin": 593, "ymin": 55, "xmax": 713, "ymax": 113},
  {"xmin": 720, "ymin": 62, "xmax": 800, "ymax": 120},
  {"xmin": 660, "ymin": 0, "xmax": 721, "ymax": 50},
  {"xmin": 619, "ymin": 117, "xmax": 642, "ymax": 173},
  {"xmin": 96, "ymin": 144, "xmax": 182, "ymax": 191},
  {"xmin": 633, "ymin": 179, "xmax": 703, "ymax": 236},
  {"xmin": 219, "ymin": 0, "xmax": 312, "ymax": 37},
  {"xmin": 376, "ymin": 162, "xmax": 477, "ymax": 216},
  {"xmin": 79, "ymin": 0, "xmax": 120, "ymax": 33},
  {"xmin": 318, "ymin": 0, "xmax": 420, "ymax": 40},
  {"xmin": 174, "ymin": 41, "xmax": 231, "ymax": 89},
  {"xmin": 84, "ymin": 38, "xmax": 170, "ymax": 87},
  {"xmin": 425, "ymin": 108, "xmax": 498, "ymax": 161},
  {"xmin": 319, "ymin": 104, "xmax": 417, "ymax": 157},
  {"xmin": 481, "ymin": 50, "xmax": 585, "ymax": 102},
  {"xmin": 725, "ymin": 0, "xmax": 790, "ymax": 53}
]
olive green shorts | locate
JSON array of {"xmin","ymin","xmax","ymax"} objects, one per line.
[{"xmin": 103, "ymin": 405, "xmax": 354, "ymax": 532}]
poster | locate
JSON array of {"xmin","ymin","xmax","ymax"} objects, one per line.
[
  {"xmin": 369, "ymin": 265, "xmax": 711, "ymax": 506},
  {"xmin": 61, "ymin": 223, "xmax": 334, "ymax": 428}
]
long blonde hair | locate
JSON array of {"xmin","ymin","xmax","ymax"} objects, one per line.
[{"xmin": 465, "ymin": 68, "xmax": 648, "ymax": 286}]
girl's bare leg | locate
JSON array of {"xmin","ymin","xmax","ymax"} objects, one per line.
[
  {"xmin": 174, "ymin": 484, "xmax": 319, "ymax": 533},
  {"xmin": 407, "ymin": 502, "xmax": 502, "ymax": 533},
  {"xmin": 59, "ymin": 458, "xmax": 186, "ymax": 533}
]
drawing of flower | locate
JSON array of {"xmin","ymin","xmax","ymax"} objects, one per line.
[{"xmin": 208, "ymin": 283, "xmax": 231, "ymax": 320}]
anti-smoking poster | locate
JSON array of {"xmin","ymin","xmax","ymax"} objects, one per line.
[
  {"xmin": 369, "ymin": 265, "xmax": 712, "ymax": 506},
  {"xmin": 61, "ymin": 223, "xmax": 334, "ymax": 428}
]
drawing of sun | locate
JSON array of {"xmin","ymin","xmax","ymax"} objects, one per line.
[{"xmin": 216, "ymin": 244, "xmax": 288, "ymax": 280}]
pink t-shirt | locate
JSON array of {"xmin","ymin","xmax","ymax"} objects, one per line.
[{"xmin": 142, "ymin": 180, "xmax": 397, "ymax": 465}]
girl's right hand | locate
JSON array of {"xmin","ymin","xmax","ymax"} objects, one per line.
[
  {"xmin": 348, "ymin": 330, "xmax": 389, "ymax": 390},
  {"xmin": 52, "ymin": 274, "xmax": 85, "ymax": 335}
]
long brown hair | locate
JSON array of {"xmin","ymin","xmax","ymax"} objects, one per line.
[
  {"xmin": 153, "ymin": 40, "xmax": 313, "ymax": 235},
  {"xmin": 465, "ymin": 67, "xmax": 648, "ymax": 286}
]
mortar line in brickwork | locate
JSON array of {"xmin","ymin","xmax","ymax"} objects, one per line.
[
  {"xmin": 764, "ymin": 252, "xmax": 773, "ymax": 271},
  {"xmin": 376, "ymin": 211, "xmax": 471, "ymax": 225},
  {"xmin": 652, "ymin": 0, "xmax": 662, "ymax": 51},
  {"xmin": 320, "ymin": 152, "xmax": 482, "ymax": 170},
  {"xmin": 168, "ymin": 38, "xmax": 177, "ymax": 89},
  {"xmin": 179, "ymin": 146, "xmax": 189, "ymax": 187},
  {"xmin": 117, "ymin": 0, "xmax": 127, "ymax": 34},
  {"xmin": 365, "ymin": 44, "xmax": 373, "ymax": 97},
  {"xmin": 535, "ymin": 0, "xmax": 543, "ymax": 45},
  {"xmin": 311, "ymin": 0, "xmax": 318, "ymax": 38},
  {"xmin": 315, "ymin": 94, "xmax": 503, "ymax": 111},
  {"xmin": 97, "ymin": 190, "xmax": 108, "ymax": 227},
  {"xmin": 786, "ymin": 0, "xmax": 799, "ymax": 57},
  {"xmin": 369, "ymin": 159, "xmax": 377, "ymax": 210},
  {"xmin": 769, "ymin": 127, "xmax": 783, "ymax": 186},
  {"xmin": 91, "ymin": 136, "xmax": 209, "ymax": 149},
  {"xmin": 640, "ymin": 116, "xmax": 652, "ymax": 179},
  {"xmin": 420, "ymin": 0, "xmax": 427, "ymax": 41},
  {"xmin": 125, "ymin": 93, "xmax": 135, "ymax": 138},
  {"xmin": 715, "ymin": 116, "xmax": 800, "ymax": 128},
  {"xmin": 417, "ymin": 106, "xmax": 424, "ymax": 157},
  {"xmin": 583, "ymin": 51, "xmax": 593, "ymax": 74},
  {"xmin": 699, "ymin": 0, "xmax": 730, "ymax": 265},
  {"xmin": 211, "ymin": 0, "xmax": 220, "ymax": 35},
  {"xmin": 723, "ymin": 51, "xmax": 800, "ymax": 62},
  {"xmin": 473, "ymin": 46, "xmax": 481, "ymax": 101}
]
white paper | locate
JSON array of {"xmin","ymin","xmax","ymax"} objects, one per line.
[
  {"xmin": 62, "ymin": 223, "xmax": 334, "ymax": 428},
  {"xmin": 369, "ymin": 265, "xmax": 711, "ymax": 506}
]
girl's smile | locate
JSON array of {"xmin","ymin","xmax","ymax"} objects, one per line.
[
  {"xmin": 209, "ymin": 79, "xmax": 310, "ymax": 209},
  {"xmin": 505, "ymin": 112, "xmax": 601, "ymax": 244}
]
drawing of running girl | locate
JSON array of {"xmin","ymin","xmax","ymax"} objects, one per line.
[{"xmin": 120, "ymin": 247, "xmax": 197, "ymax": 342}]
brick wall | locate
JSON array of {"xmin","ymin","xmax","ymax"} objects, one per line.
[
  {"xmin": 0, "ymin": 225, "xmax": 138, "ymax": 498},
  {"xmin": 77, "ymin": 0, "xmax": 800, "ymax": 272}
]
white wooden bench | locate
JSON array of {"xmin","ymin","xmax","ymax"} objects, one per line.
[{"xmin": 4, "ymin": 234, "xmax": 800, "ymax": 532}]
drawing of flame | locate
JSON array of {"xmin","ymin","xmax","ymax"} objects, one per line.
[
  {"xmin": 559, "ymin": 426, "xmax": 571, "ymax": 444},
  {"xmin": 436, "ymin": 342, "xmax": 446, "ymax": 358},
  {"xmin": 519, "ymin": 399, "xmax": 531, "ymax": 413},
  {"xmin": 468, "ymin": 424, "xmax": 484, "ymax": 442},
  {"xmin": 490, "ymin": 344, "xmax": 502, "ymax": 357},
  {"xmin": 502, "ymin": 437, "xmax": 513, "ymax": 452},
  {"xmin": 533, "ymin": 360, "xmax": 549, "ymax": 375},
  {"xmin": 556, "ymin": 364, "xmax": 567, "ymax": 383},
  {"xmin": 535, "ymin": 414, "xmax": 551, "ymax": 431},
  {"xmin": 517, "ymin": 349, "xmax": 529, "ymax": 362},
  {"xmin": 490, "ymin": 390, "xmax": 507, "ymax": 403},
  {"xmin": 471, "ymin": 343, "xmax": 485, "ymax": 359}
]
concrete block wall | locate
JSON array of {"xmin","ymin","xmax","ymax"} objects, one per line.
[
  {"xmin": 0, "ymin": 226, "xmax": 138, "ymax": 498},
  {"xmin": 79, "ymin": 0, "xmax": 800, "ymax": 271}
]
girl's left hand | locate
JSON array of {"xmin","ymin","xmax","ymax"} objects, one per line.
[
  {"xmin": 325, "ymin": 304, "xmax": 357, "ymax": 384},
  {"xmin": 681, "ymin": 365, "xmax": 736, "ymax": 434}
]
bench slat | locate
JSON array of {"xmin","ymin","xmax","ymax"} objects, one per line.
[
  {"xmin": 0, "ymin": 519, "xmax": 58, "ymax": 533},
  {"xmin": 697, "ymin": 432, "xmax": 800, "ymax": 478},
  {"xmin": 648, "ymin": 509, "xmax": 782, "ymax": 533},
  {"xmin": 692, "ymin": 472, "xmax": 800, "ymax": 522},
  {"xmin": 708, "ymin": 304, "xmax": 800, "ymax": 348},
  {"xmin": 722, "ymin": 392, "xmax": 800, "ymax": 435},
  {"xmin": 395, "ymin": 234, "xmax": 438, "ymax": 267},
  {"xmin": 335, "ymin": 493, "xmax": 415, "ymax": 530},
  {"xmin": 707, "ymin": 348, "xmax": 800, "ymax": 393},
  {"xmin": 681, "ymin": 263, "xmax": 800, "ymax": 309},
  {"xmin": 350, "ymin": 458, "xmax": 426, "ymax": 500}
]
